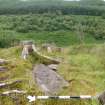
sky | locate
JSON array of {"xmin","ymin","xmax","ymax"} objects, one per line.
[
  {"xmin": 20, "ymin": 0, "xmax": 80, "ymax": 1},
  {"xmin": 64, "ymin": 0, "xmax": 80, "ymax": 1},
  {"xmin": 20, "ymin": 0, "xmax": 105, "ymax": 2},
  {"xmin": 21, "ymin": 0, "xmax": 27, "ymax": 1},
  {"xmin": 20, "ymin": 0, "xmax": 29, "ymax": 1},
  {"xmin": 64, "ymin": 0, "xmax": 105, "ymax": 1}
]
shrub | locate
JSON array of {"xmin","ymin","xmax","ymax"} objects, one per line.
[{"xmin": 0, "ymin": 31, "xmax": 20, "ymax": 48}]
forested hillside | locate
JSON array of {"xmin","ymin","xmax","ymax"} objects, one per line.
[
  {"xmin": 0, "ymin": 0, "xmax": 105, "ymax": 48},
  {"xmin": 1, "ymin": 14, "xmax": 105, "ymax": 47},
  {"xmin": 0, "ymin": 0, "xmax": 105, "ymax": 16}
]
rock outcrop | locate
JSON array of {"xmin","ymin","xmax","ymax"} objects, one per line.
[
  {"xmin": 48, "ymin": 64, "xmax": 58, "ymax": 71},
  {"xmin": 41, "ymin": 43, "xmax": 63, "ymax": 53},
  {"xmin": 21, "ymin": 41, "xmax": 61, "ymax": 64},
  {"xmin": 0, "ymin": 80, "xmax": 22, "ymax": 88},
  {"xmin": 0, "ymin": 59, "xmax": 8, "ymax": 65},
  {"xmin": 21, "ymin": 40, "xmax": 37, "ymax": 59},
  {"xmin": 0, "ymin": 90, "xmax": 26, "ymax": 96},
  {"xmin": 0, "ymin": 66, "xmax": 8, "ymax": 72},
  {"xmin": 33, "ymin": 64, "xmax": 69, "ymax": 95}
]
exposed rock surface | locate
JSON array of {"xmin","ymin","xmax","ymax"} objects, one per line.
[
  {"xmin": 0, "ymin": 80, "xmax": 22, "ymax": 88},
  {"xmin": 21, "ymin": 40, "xmax": 33, "ymax": 46},
  {"xmin": 98, "ymin": 91, "xmax": 105, "ymax": 105},
  {"xmin": 41, "ymin": 43, "xmax": 63, "ymax": 53},
  {"xmin": 21, "ymin": 41, "xmax": 61, "ymax": 64},
  {"xmin": 48, "ymin": 64, "xmax": 58, "ymax": 71},
  {"xmin": 21, "ymin": 40, "xmax": 37, "ymax": 59},
  {"xmin": 0, "ymin": 66, "xmax": 8, "ymax": 72},
  {"xmin": 0, "ymin": 59, "xmax": 8, "ymax": 65},
  {"xmin": 33, "ymin": 64, "xmax": 69, "ymax": 95},
  {"xmin": 36, "ymin": 51, "xmax": 61, "ymax": 64},
  {"xmin": 0, "ymin": 90, "xmax": 26, "ymax": 96}
]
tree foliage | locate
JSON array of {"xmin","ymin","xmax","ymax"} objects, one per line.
[
  {"xmin": 0, "ymin": 14, "xmax": 105, "ymax": 40},
  {"xmin": 0, "ymin": 0, "xmax": 104, "ymax": 16}
]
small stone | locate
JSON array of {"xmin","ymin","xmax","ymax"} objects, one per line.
[{"xmin": 48, "ymin": 64, "xmax": 58, "ymax": 71}]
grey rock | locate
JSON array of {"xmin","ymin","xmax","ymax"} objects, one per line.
[
  {"xmin": 0, "ymin": 59, "xmax": 8, "ymax": 65},
  {"xmin": 98, "ymin": 91, "xmax": 105, "ymax": 105},
  {"xmin": 21, "ymin": 40, "xmax": 33, "ymax": 46},
  {"xmin": 0, "ymin": 66, "xmax": 8, "ymax": 72},
  {"xmin": 41, "ymin": 43, "xmax": 63, "ymax": 53},
  {"xmin": 33, "ymin": 64, "xmax": 69, "ymax": 95},
  {"xmin": 0, "ymin": 80, "xmax": 22, "ymax": 88},
  {"xmin": 48, "ymin": 64, "xmax": 58, "ymax": 71}
]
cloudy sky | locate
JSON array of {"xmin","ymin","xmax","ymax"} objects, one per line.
[
  {"xmin": 21, "ymin": 0, "xmax": 80, "ymax": 1},
  {"xmin": 20, "ymin": 0, "xmax": 80, "ymax": 1},
  {"xmin": 64, "ymin": 0, "xmax": 80, "ymax": 1},
  {"xmin": 20, "ymin": 0, "xmax": 28, "ymax": 1}
]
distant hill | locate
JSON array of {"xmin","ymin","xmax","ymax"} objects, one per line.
[{"xmin": 0, "ymin": 0, "xmax": 105, "ymax": 15}]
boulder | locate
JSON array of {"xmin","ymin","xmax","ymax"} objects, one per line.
[{"xmin": 33, "ymin": 64, "xmax": 69, "ymax": 95}]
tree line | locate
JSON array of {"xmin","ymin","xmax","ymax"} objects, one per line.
[
  {"xmin": 0, "ymin": 14, "xmax": 105, "ymax": 39},
  {"xmin": 0, "ymin": 0, "xmax": 105, "ymax": 16}
]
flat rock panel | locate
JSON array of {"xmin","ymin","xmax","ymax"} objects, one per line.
[{"xmin": 33, "ymin": 64, "xmax": 69, "ymax": 95}]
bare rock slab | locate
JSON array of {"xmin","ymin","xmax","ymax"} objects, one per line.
[
  {"xmin": 48, "ymin": 64, "xmax": 58, "ymax": 71},
  {"xmin": 0, "ymin": 80, "xmax": 22, "ymax": 88},
  {"xmin": 0, "ymin": 59, "xmax": 8, "ymax": 65},
  {"xmin": 33, "ymin": 64, "xmax": 69, "ymax": 95},
  {"xmin": 0, "ymin": 66, "xmax": 8, "ymax": 72}
]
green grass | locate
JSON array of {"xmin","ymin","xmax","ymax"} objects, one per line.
[
  {"xmin": 0, "ymin": 8, "xmax": 105, "ymax": 105},
  {"xmin": 58, "ymin": 44, "xmax": 105, "ymax": 94},
  {"xmin": 5, "ymin": 30, "xmax": 105, "ymax": 47},
  {"xmin": 0, "ymin": 43, "xmax": 105, "ymax": 105}
]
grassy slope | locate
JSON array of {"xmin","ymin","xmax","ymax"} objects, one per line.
[
  {"xmin": 0, "ymin": 14, "xmax": 105, "ymax": 48},
  {"xmin": 58, "ymin": 44, "xmax": 105, "ymax": 95},
  {"xmin": 0, "ymin": 44, "xmax": 105, "ymax": 105},
  {"xmin": 4, "ymin": 30, "xmax": 104, "ymax": 47},
  {"xmin": 0, "ymin": 13, "xmax": 104, "ymax": 105},
  {"xmin": 18, "ymin": 31, "xmax": 101, "ymax": 46}
]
